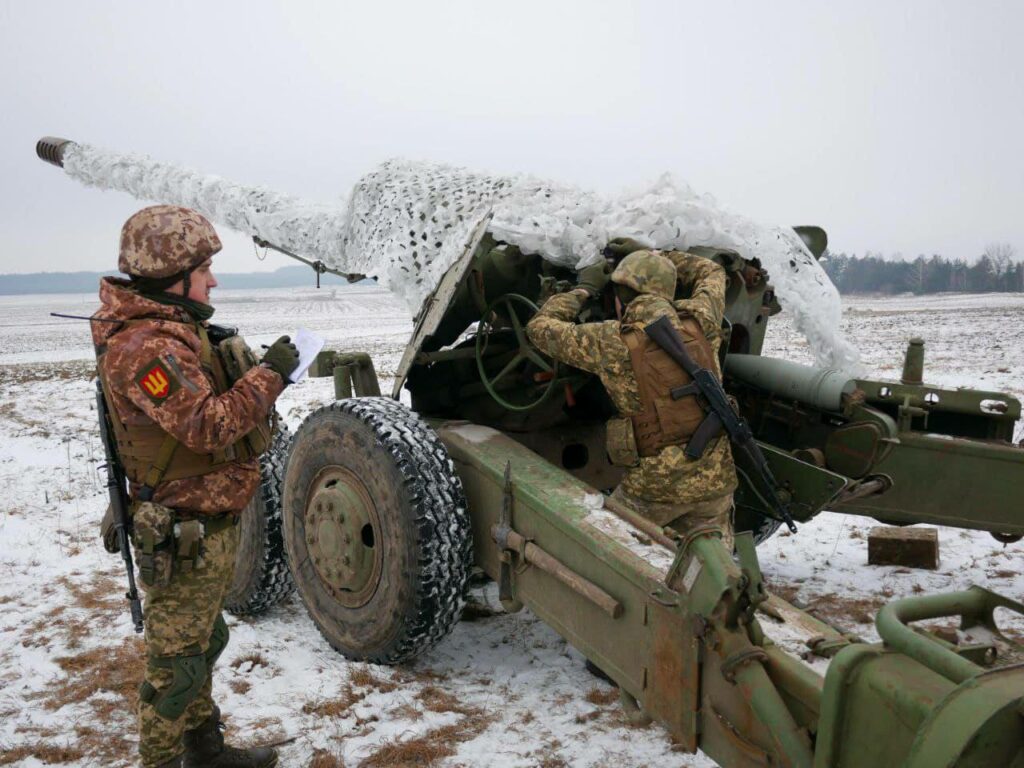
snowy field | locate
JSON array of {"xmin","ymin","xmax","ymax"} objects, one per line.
[{"xmin": 0, "ymin": 286, "xmax": 1022, "ymax": 767}]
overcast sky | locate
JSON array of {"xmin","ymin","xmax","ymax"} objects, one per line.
[{"xmin": 2, "ymin": 0, "xmax": 1022, "ymax": 275}]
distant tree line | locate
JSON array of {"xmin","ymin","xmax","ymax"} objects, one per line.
[
  {"xmin": 821, "ymin": 242, "xmax": 1024, "ymax": 295},
  {"xmin": 0, "ymin": 265, "xmax": 362, "ymax": 295}
]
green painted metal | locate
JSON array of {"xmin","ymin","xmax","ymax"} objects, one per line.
[
  {"xmin": 725, "ymin": 354, "xmax": 856, "ymax": 411},
  {"xmin": 900, "ymin": 338, "xmax": 925, "ymax": 385},
  {"xmin": 474, "ymin": 293, "xmax": 561, "ymax": 412},
  {"xmin": 875, "ymin": 587, "xmax": 1024, "ymax": 684},
  {"xmin": 903, "ymin": 668, "xmax": 1024, "ymax": 768},
  {"xmin": 834, "ymin": 431, "xmax": 1024, "ymax": 533},
  {"xmin": 436, "ymin": 418, "xmax": 1024, "ymax": 767},
  {"xmin": 734, "ymin": 442, "xmax": 849, "ymax": 524},
  {"xmin": 815, "ymin": 643, "xmax": 1024, "ymax": 767},
  {"xmin": 303, "ymin": 467, "xmax": 381, "ymax": 607},
  {"xmin": 727, "ymin": 358, "xmax": 1024, "ymax": 535}
]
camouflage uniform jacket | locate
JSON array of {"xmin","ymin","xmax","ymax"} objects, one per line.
[
  {"xmin": 92, "ymin": 277, "xmax": 283, "ymax": 514},
  {"xmin": 526, "ymin": 251, "xmax": 738, "ymax": 505}
]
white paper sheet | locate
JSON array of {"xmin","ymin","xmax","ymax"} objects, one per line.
[{"xmin": 289, "ymin": 327, "xmax": 326, "ymax": 382}]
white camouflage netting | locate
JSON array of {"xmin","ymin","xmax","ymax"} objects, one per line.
[{"xmin": 63, "ymin": 143, "xmax": 860, "ymax": 371}]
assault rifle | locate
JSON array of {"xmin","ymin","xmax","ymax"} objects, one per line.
[
  {"xmin": 644, "ymin": 314, "xmax": 798, "ymax": 534},
  {"xmin": 95, "ymin": 380, "xmax": 145, "ymax": 633}
]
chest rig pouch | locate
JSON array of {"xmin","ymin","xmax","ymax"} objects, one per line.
[
  {"xmin": 619, "ymin": 314, "xmax": 718, "ymax": 459},
  {"xmin": 203, "ymin": 324, "xmax": 274, "ymax": 458}
]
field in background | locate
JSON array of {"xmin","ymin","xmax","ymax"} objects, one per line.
[{"xmin": 0, "ymin": 287, "xmax": 1021, "ymax": 767}]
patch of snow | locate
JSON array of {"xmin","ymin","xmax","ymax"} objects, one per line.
[
  {"xmin": 581, "ymin": 508, "xmax": 677, "ymax": 578},
  {"xmin": 443, "ymin": 423, "xmax": 502, "ymax": 445}
]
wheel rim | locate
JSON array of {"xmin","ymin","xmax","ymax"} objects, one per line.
[{"xmin": 304, "ymin": 466, "xmax": 382, "ymax": 608}]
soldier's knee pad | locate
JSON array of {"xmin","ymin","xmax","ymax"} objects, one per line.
[
  {"xmin": 141, "ymin": 652, "xmax": 207, "ymax": 720},
  {"xmin": 206, "ymin": 614, "xmax": 229, "ymax": 667}
]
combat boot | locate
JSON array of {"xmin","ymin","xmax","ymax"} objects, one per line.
[{"xmin": 182, "ymin": 707, "xmax": 278, "ymax": 768}]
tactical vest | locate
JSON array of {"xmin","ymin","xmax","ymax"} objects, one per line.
[
  {"xmin": 96, "ymin": 322, "xmax": 273, "ymax": 495},
  {"xmin": 620, "ymin": 314, "xmax": 718, "ymax": 457}
]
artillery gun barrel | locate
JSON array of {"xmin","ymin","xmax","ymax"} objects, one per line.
[
  {"xmin": 36, "ymin": 136, "xmax": 74, "ymax": 168},
  {"xmin": 34, "ymin": 134, "xmax": 355, "ymax": 281},
  {"xmin": 724, "ymin": 354, "xmax": 856, "ymax": 412}
]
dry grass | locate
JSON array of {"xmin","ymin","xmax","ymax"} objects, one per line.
[
  {"xmin": 231, "ymin": 650, "xmax": 271, "ymax": 670},
  {"xmin": 359, "ymin": 710, "xmax": 494, "ymax": 767},
  {"xmin": 536, "ymin": 754, "xmax": 569, "ymax": 768},
  {"xmin": 0, "ymin": 742, "xmax": 86, "ymax": 765},
  {"xmin": 302, "ymin": 667, "xmax": 403, "ymax": 719},
  {"xmin": 0, "ymin": 361, "xmax": 95, "ymax": 387},
  {"xmin": 357, "ymin": 686, "xmax": 494, "ymax": 767},
  {"xmin": 387, "ymin": 702, "xmax": 424, "ymax": 721},
  {"xmin": 50, "ymin": 637, "xmax": 146, "ymax": 715},
  {"xmin": 302, "ymin": 685, "xmax": 365, "ymax": 718},
  {"xmin": 415, "ymin": 685, "xmax": 481, "ymax": 717},
  {"xmin": 805, "ymin": 593, "xmax": 884, "ymax": 626},
  {"xmin": 583, "ymin": 687, "xmax": 618, "ymax": 706},
  {"xmin": 349, "ymin": 666, "xmax": 398, "ymax": 692},
  {"xmin": 57, "ymin": 574, "xmax": 121, "ymax": 611},
  {"xmin": 17, "ymin": 636, "xmax": 146, "ymax": 763},
  {"xmin": 769, "ymin": 581, "xmax": 882, "ymax": 628},
  {"xmin": 310, "ymin": 749, "xmax": 346, "ymax": 768},
  {"xmin": 229, "ymin": 678, "xmax": 253, "ymax": 695}
]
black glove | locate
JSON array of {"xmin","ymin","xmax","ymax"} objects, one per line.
[
  {"xmin": 262, "ymin": 335, "xmax": 299, "ymax": 385},
  {"xmin": 576, "ymin": 261, "xmax": 613, "ymax": 297},
  {"xmin": 604, "ymin": 237, "xmax": 651, "ymax": 259}
]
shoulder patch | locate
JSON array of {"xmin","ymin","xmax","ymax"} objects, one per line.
[{"xmin": 134, "ymin": 358, "xmax": 181, "ymax": 405}]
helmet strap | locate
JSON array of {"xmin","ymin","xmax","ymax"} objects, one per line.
[{"xmin": 614, "ymin": 284, "xmax": 639, "ymax": 308}]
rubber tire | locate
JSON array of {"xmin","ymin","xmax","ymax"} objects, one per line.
[
  {"xmin": 224, "ymin": 422, "xmax": 296, "ymax": 616},
  {"xmin": 283, "ymin": 397, "xmax": 472, "ymax": 664}
]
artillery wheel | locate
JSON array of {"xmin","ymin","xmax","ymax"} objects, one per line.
[
  {"xmin": 283, "ymin": 397, "xmax": 472, "ymax": 664},
  {"xmin": 475, "ymin": 293, "xmax": 560, "ymax": 412},
  {"xmin": 225, "ymin": 421, "xmax": 296, "ymax": 615}
]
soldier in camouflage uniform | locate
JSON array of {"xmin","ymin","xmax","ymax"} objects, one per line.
[
  {"xmin": 526, "ymin": 239, "xmax": 738, "ymax": 549},
  {"xmin": 92, "ymin": 206, "xmax": 297, "ymax": 768}
]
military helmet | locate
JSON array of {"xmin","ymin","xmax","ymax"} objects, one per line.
[
  {"xmin": 610, "ymin": 250, "xmax": 677, "ymax": 301},
  {"xmin": 118, "ymin": 205, "xmax": 221, "ymax": 279}
]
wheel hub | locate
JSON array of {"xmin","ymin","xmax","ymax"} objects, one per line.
[{"xmin": 305, "ymin": 468, "xmax": 381, "ymax": 607}]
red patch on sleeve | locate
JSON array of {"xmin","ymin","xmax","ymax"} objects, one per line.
[{"xmin": 134, "ymin": 358, "xmax": 180, "ymax": 404}]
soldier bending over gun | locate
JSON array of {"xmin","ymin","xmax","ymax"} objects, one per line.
[{"xmin": 526, "ymin": 239, "xmax": 738, "ymax": 549}]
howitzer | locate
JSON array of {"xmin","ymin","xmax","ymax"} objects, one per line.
[
  {"xmin": 95, "ymin": 380, "xmax": 144, "ymax": 633},
  {"xmin": 644, "ymin": 313, "xmax": 799, "ymax": 534},
  {"xmin": 38, "ymin": 135, "xmax": 1024, "ymax": 766}
]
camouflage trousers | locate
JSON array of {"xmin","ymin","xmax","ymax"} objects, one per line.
[
  {"xmin": 138, "ymin": 521, "xmax": 239, "ymax": 767},
  {"xmin": 610, "ymin": 487, "xmax": 735, "ymax": 552}
]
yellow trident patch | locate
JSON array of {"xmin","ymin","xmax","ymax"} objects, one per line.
[{"xmin": 134, "ymin": 358, "xmax": 180, "ymax": 405}]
